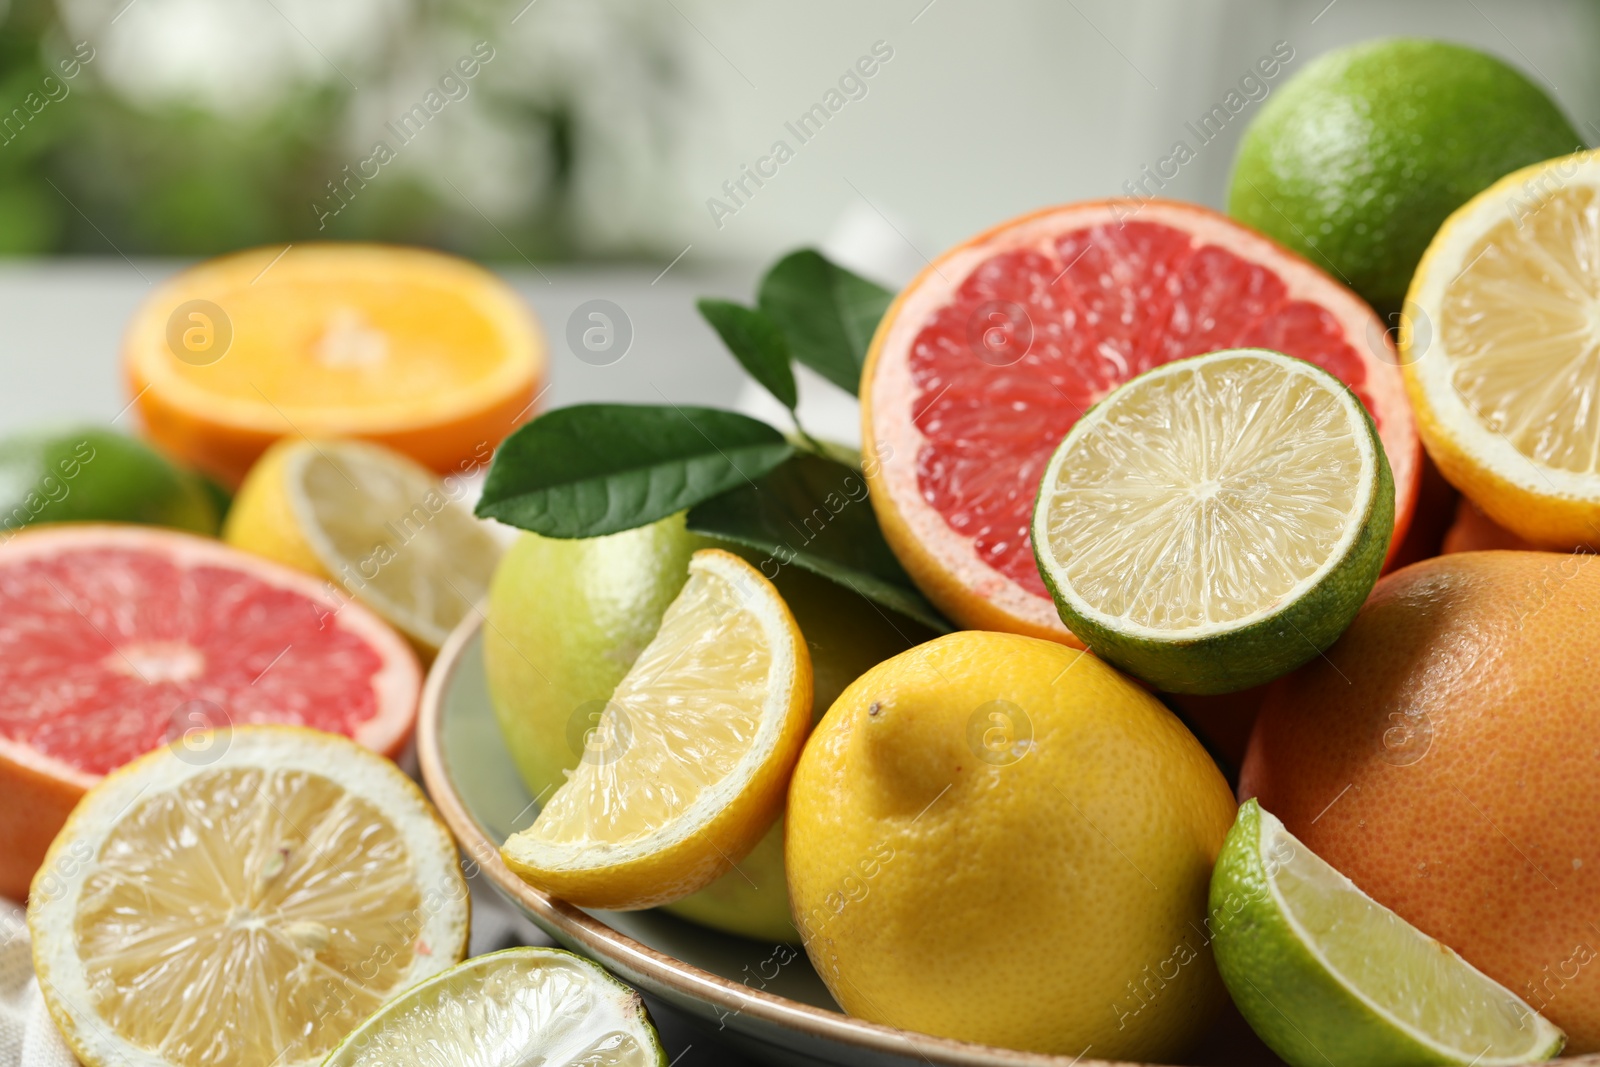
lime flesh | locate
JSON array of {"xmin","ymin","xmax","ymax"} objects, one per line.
[
  {"xmin": 323, "ymin": 948, "xmax": 666, "ymax": 1067},
  {"xmin": 1211, "ymin": 800, "xmax": 1564, "ymax": 1067},
  {"xmin": 1031, "ymin": 349, "xmax": 1392, "ymax": 693}
]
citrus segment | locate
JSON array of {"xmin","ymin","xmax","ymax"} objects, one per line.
[
  {"xmin": 1212, "ymin": 799, "xmax": 1564, "ymax": 1067},
  {"xmin": 1405, "ymin": 151, "xmax": 1600, "ymax": 547},
  {"xmin": 28, "ymin": 726, "xmax": 468, "ymax": 1067},
  {"xmin": 501, "ymin": 548, "xmax": 811, "ymax": 910},
  {"xmin": 0, "ymin": 524, "xmax": 420, "ymax": 900},
  {"xmin": 483, "ymin": 517, "xmax": 927, "ymax": 940},
  {"xmin": 226, "ymin": 438, "xmax": 503, "ymax": 656},
  {"xmin": 863, "ymin": 200, "xmax": 1418, "ymax": 642},
  {"xmin": 324, "ymin": 948, "xmax": 666, "ymax": 1067},
  {"xmin": 124, "ymin": 243, "xmax": 543, "ymax": 487},
  {"xmin": 1032, "ymin": 349, "xmax": 1393, "ymax": 693}
]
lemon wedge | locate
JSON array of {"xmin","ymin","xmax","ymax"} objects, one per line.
[
  {"xmin": 501, "ymin": 548, "xmax": 812, "ymax": 910},
  {"xmin": 225, "ymin": 437, "xmax": 502, "ymax": 656}
]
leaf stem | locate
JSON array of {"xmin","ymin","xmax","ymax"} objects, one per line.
[{"xmin": 791, "ymin": 417, "xmax": 828, "ymax": 457}]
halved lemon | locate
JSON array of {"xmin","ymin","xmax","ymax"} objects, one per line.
[
  {"xmin": 1030, "ymin": 348, "xmax": 1393, "ymax": 694},
  {"xmin": 1404, "ymin": 150, "xmax": 1600, "ymax": 548},
  {"xmin": 28, "ymin": 725, "xmax": 470, "ymax": 1067},
  {"xmin": 224, "ymin": 437, "xmax": 503, "ymax": 656},
  {"xmin": 125, "ymin": 243, "xmax": 543, "ymax": 488},
  {"xmin": 501, "ymin": 548, "xmax": 812, "ymax": 910},
  {"xmin": 1212, "ymin": 800, "xmax": 1565, "ymax": 1067},
  {"xmin": 324, "ymin": 948, "xmax": 666, "ymax": 1067}
]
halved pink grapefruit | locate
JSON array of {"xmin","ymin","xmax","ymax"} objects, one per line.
[
  {"xmin": 862, "ymin": 199, "xmax": 1420, "ymax": 642},
  {"xmin": 0, "ymin": 524, "xmax": 421, "ymax": 900}
]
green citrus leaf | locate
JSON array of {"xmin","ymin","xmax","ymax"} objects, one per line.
[
  {"xmin": 697, "ymin": 298, "xmax": 797, "ymax": 411},
  {"xmin": 757, "ymin": 249, "xmax": 894, "ymax": 396},
  {"xmin": 477, "ymin": 404, "xmax": 793, "ymax": 538},
  {"xmin": 686, "ymin": 452, "xmax": 951, "ymax": 633}
]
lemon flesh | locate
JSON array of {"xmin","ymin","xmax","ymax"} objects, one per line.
[
  {"xmin": 484, "ymin": 516, "xmax": 927, "ymax": 940},
  {"xmin": 324, "ymin": 948, "xmax": 666, "ymax": 1067},
  {"xmin": 501, "ymin": 548, "xmax": 811, "ymax": 910},
  {"xmin": 227, "ymin": 437, "xmax": 502, "ymax": 654},
  {"xmin": 1443, "ymin": 195, "xmax": 1600, "ymax": 476},
  {"xmin": 1031, "ymin": 348, "xmax": 1392, "ymax": 693},
  {"xmin": 28, "ymin": 726, "xmax": 469, "ymax": 1067},
  {"xmin": 1405, "ymin": 151, "xmax": 1600, "ymax": 547},
  {"xmin": 1213, "ymin": 800, "xmax": 1564, "ymax": 1067}
]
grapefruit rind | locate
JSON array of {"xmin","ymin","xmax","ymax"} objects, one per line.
[
  {"xmin": 28, "ymin": 725, "xmax": 469, "ymax": 1067},
  {"xmin": 1211, "ymin": 800, "xmax": 1565, "ymax": 1067},
  {"xmin": 1403, "ymin": 150, "xmax": 1600, "ymax": 549},
  {"xmin": 1031, "ymin": 350, "xmax": 1393, "ymax": 694},
  {"xmin": 863, "ymin": 199, "xmax": 1419, "ymax": 645}
]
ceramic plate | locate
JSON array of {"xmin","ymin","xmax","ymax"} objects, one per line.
[{"xmin": 417, "ymin": 615, "xmax": 1296, "ymax": 1067}]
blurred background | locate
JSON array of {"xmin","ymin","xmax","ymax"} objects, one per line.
[{"xmin": 0, "ymin": 0, "xmax": 1597, "ymax": 280}]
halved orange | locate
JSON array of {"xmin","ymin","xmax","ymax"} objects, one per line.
[{"xmin": 124, "ymin": 243, "xmax": 544, "ymax": 487}]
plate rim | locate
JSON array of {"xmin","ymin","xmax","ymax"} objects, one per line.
[{"xmin": 416, "ymin": 612, "xmax": 1135, "ymax": 1067}]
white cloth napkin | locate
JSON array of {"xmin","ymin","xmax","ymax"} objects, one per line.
[{"xmin": 0, "ymin": 903, "xmax": 78, "ymax": 1067}]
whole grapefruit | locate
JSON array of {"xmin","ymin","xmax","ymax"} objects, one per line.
[{"xmin": 1241, "ymin": 550, "xmax": 1600, "ymax": 1050}]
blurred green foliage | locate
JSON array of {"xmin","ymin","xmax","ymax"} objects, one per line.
[{"xmin": 0, "ymin": 0, "xmax": 683, "ymax": 259}]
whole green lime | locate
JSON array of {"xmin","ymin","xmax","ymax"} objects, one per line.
[
  {"xmin": 0, "ymin": 427, "xmax": 222, "ymax": 536},
  {"xmin": 1228, "ymin": 38, "xmax": 1581, "ymax": 313},
  {"xmin": 484, "ymin": 512, "xmax": 929, "ymax": 941}
]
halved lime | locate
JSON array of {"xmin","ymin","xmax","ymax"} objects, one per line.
[
  {"xmin": 1030, "ymin": 348, "xmax": 1393, "ymax": 693},
  {"xmin": 323, "ymin": 947, "xmax": 667, "ymax": 1067},
  {"xmin": 1211, "ymin": 799, "xmax": 1564, "ymax": 1067}
]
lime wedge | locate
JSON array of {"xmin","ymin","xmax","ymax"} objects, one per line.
[
  {"xmin": 1212, "ymin": 799, "xmax": 1565, "ymax": 1067},
  {"xmin": 1030, "ymin": 348, "xmax": 1393, "ymax": 693},
  {"xmin": 323, "ymin": 948, "xmax": 667, "ymax": 1067}
]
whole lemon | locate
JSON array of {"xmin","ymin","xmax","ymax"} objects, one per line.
[{"xmin": 786, "ymin": 631, "xmax": 1235, "ymax": 1059}]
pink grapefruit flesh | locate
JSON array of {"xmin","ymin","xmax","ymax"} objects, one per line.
[
  {"xmin": 0, "ymin": 524, "xmax": 421, "ymax": 900},
  {"xmin": 863, "ymin": 199, "xmax": 1420, "ymax": 642}
]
